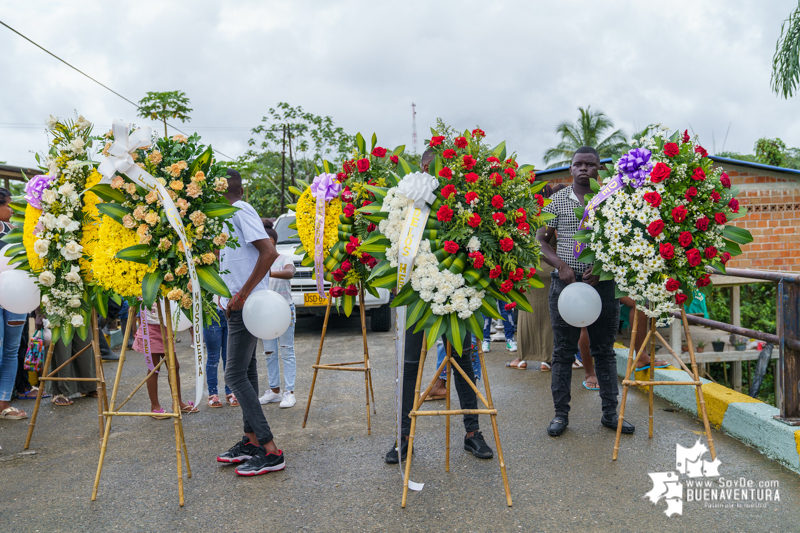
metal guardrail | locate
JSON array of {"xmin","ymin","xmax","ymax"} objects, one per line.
[{"xmin": 668, "ymin": 267, "xmax": 799, "ymax": 425}]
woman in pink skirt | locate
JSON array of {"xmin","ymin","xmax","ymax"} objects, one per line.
[{"xmin": 132, "ymin": 304, "xmax": 198, "ymax": 418}]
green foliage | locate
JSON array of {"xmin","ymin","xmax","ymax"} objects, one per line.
[
  {"xmin": 772, "ymin": 3, "xmax": 800, "ymax": 98},
  {"xmin": 137, "ymin": 90, "xmax": 193, "ymax": 137},
  {"xmin": 754, "ymin": 137, "xmax": 787, "ymax": 167},
  {"xmin": 543, "ymin": 106, "xmax": 627, "ymax": 168}
]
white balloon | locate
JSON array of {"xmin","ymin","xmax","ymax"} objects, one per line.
[
  {"xmin": 0, "ymin": 269, "xmax": 41, "ymax": 314},
  {"xmin": 242, "ymin": 290, "xmax": 291, "ymax": 340},
  {"xmin": 0, "ymin": 244, "xmax": 15, "ymax": 273},
  {"xmin": 557, "ymin": 282, "xmax": 602, "ymax": 327},
  {"xmin": 159, "ymin": 299, "xmax": 192, "ymax": 332}
]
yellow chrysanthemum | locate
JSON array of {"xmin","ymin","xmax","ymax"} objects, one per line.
[
  {"xmin": 23, "ymin": 204, "xmax": 45, "ymax": 273},
  {"xmin": 92, "ymin": 214, "xmax": 155, "ymax": 298},
  {"xmin": 296, "ymin": 188, "xmax": 342, "ymax": 261},
  {"xmin": 79, "ymin": 170, "xmax": 103, "ymax": 280}
]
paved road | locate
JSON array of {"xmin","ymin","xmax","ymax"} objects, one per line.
[{"xmin": 1, "ymin": 312, "xmax": 798, "ymax": 532}]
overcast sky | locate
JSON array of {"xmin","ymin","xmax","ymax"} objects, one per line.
[{"xmin": 2, "ymin": 1, "xmax": 800, "ymax": 171}]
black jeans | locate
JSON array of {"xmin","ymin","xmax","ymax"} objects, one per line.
[
  {"xmin": 549, "ymin": 277, "xmax": 620, "ymax": 418},
  {"xmin": 224, "ymin": 310, "xmax": 274, "ymax": 445},
  {"xmin": 402, "ymin": 327, "xmax": 479, "ymax": 436}
]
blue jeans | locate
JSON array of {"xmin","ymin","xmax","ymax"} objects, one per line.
[
  {"xmin": 436, "ymin": 337, "xmax": 481, "ymax": 382},
  {"xmin": 263, "ymin": 302, "xmax": 296, "ymax": 392},
  {"xmin": 0, "ymin": 307, "xmax": 27, "ymax": 402},
  {"xmin": 484, "ymin": 301, "xmax": 515, "ymax": 341},
  {"xmin": 204, "ymin": 309, "xmax": 231, "ymax": 396}
]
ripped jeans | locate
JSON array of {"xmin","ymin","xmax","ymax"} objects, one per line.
[
  {"xmin": 0, "ymin": 307, "xmax": 27, "ymax": 402},
  {"xmin": 262, "ymin": 301, "xmax": 296, "ymax": 392}
]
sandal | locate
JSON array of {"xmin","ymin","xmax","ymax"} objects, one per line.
[
  {"xmin": 226, "ymin": 393, "xmax": 239, "ymax": 407},
  {"xmin": 150, "ymin": 408, "xmax": 170, "ymax": 420},
  {"xmin": 540, "ymin": 362, "xmax": 551, "ymax": 372},
  {"xmin": 51, "ymin": 394, "xmax": 73, "ymax": 406},
  {"xmin": 207, "ymin": 394, "xmax": 223, "ymax": 408},
  {"xmin": 505, "ymin": 360, "xmax": 527, "ymax": 370},
  {"xmin": 0, "ymin": 407, "xmax": 28, "ymax": 419},
  {"xmin": 572, "ymin": 359, "xmax": 584, "ymax": 369},
  {"xmin": 83, "ymin": 391, "xmax": 99, "ymax": 398},
  {"xmin": 583, "ymin": 380, "xmax": 600, "ymax": 391},
  {"xmin": 17, "ymin": 387, "xmax": 51, "ymax": 400},
  {"xmin": 180, "ymin": 402, "xmax": 199, "ymax": 414},
  {"xmin": 636, "ymin": 360, "xmax": 670, "ymax": 371}
]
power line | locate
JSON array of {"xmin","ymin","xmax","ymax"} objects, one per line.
[{"xmin": 0, "ymin": 19, "xmax": 235, "ymax": 161}]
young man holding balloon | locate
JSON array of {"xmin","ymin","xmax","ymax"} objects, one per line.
[
  {"xmin": 216, "ymin": 169, "xmax": 286, "ymax": 476},
  {"xmin": 536, "ymin": 147, "xmax": 636, "ymax": 438}
]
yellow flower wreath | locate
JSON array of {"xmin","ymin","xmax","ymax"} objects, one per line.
[
  {"xmin": 92, "ymin": 215, "xmax": 155, "ymax": 298},
  {"xmin": 23, "ymin": 204, "xmax": 45, "ymax": 273},
  {"xmin": 295, "ymin": 187, "xmax": 342, "ymax": 260}
]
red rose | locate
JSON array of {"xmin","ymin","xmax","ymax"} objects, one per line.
[
  {"xmin": 437, "ymin": 204, "xmax": 454, "ymax": 222},
  {"xmin": 491, "ymin": 173, "xmax": 503, "ymax": 186},
  {"xmin": 676, "ymin": 293, "xmax": 688, "ymax": 305},
  {"xmin": 439, "ymin": 167, "xmax": 453, "ymax": 180},
  {"xmin": 345, "ymin": 235, "xmax": 360, "ymax": 255},
  {"xmin": 367, "ymin": 222, "xmax": 376, "ymax": 232},
  {"xmin": 341, "ymin": 260, "xmax": 352, "ymax": 272},
  {"xmin": 644, "ymin": 191, "xmax": 662, "ymax": 207},
  {"xmin": 510, "ymin": 267, "xmax": 524, "ymax": 281},
  {"xmin": 503, "ymin": 168, "xmax": 516, "ymax": 179},
  {"xmin": 528, "ymin": 171, "xmax": 537, "ymax": 183},
  {"xmin": 441, "ymin": 184, "xmax": 457, "ymax": 199},
  {"xmin": 344, "ymin": 284, "xmax": 358, "ymax": 296},
  {"xmin": 695, "ymin": 145, "xmax": 708, "ymax": 158},
  {"xmin": 714, "ymin": 212, "xmax": 727, "ymax": 225},
  {"xmin": 429, "ymin": 136, "xmax": 445, "ymax": 147},
  {"xmin": 728, "ymin": 198, "xmax": 739, "ymax": 213},
  {"xmin": 709, "ymin": 191, "xmax": 721, "ymax": 203},
  {"xmin": 647, "ymin": 219, "xmax": 665, "ymax": 237},
  {"xmin": 682, "ymin": 130, "xmax": 690, "ymax": 143},
  {"xmin": 691, "ymin": 167, "xmax": 706, "ymax": 181},
  {"xmin": 506, "ymin": 158, "xmax": 519, "ymax": 169},
  {"xmin": 368, "ymin": 257, "xmax": 378, "ymax": 268},
  {"xmin": 343, "ymin": 160, "xmax": 356, "ymax": 174},
  {"xmin": 517, "ymin": 222, "xmax": 530, "ymax": 235},
  {"xmin": 491, "ymin": 195, "xmax": 504, "ymax": 209},
  {"xmin": 650, "ymin": 162, "xmax": 671, "ymax": 183},
  {"xmin": 343, "ymin": 203, "xmax": 355, "ymax": 218},
  {"xmin": 663, "ymin": 143, "xmax": 680, "ymax": 157},
  {"xmin": 390, "ymin": 155, "xmax": 399, "ymax": 164},
  {"xmin": 686, "ymin": 248, "xmax": 702, "ymax": 267},
  {"xmin": 535, "ymin": 194, "xmax": 544, "ymax": 208},
  {"xmin": 465, "ymin": 172, "xmax": 479, "ymax": 183},
  {"xmin": 516, "ymin": 207, "xmax": 527, "ymax": 222},
  {"xmin": 500, "ymin": 237, "xmax": 514, "ymax": 252},
  {"xmin": 672, "ymin": 205, "xmax": 688, "ymax": 223},
  {"xmin": 462, "ymin": 154, "xmax": 476, "ymax": 170},
  {"xmin": 371, "ymin": 146, "xmax": 387, "ymax": 158},
  {"xmin": 359, "ymin": 252, "xmax": 372, "ymax": 265},
  {"xmin": 356, "ymin": 158, "xmax": 370, "ymax": 173},
  {"xmin": 465, "ymin": 191, "xmax": 478, "ymax": 204},
  {"xmin": 527, "ymin": 267, "xmax": 536, "ymax": 278},
  {"xmin": 329, "ymin": 286, "xmax": 344, "ymax": 298},
  {"xmin": 696, "ymin": 273, "xmax": 711, "ymax": 287},
  {"xmin": 336, "ymin": 172, "xmax": 347, "ymax": 182},
  {"xmin": 443, "ymin": 148, "xmax": 456, "ymax": 160},
  {"xmin": 684, "ymin": 186, "xmax": 698, "ymax": 202},
  {"xmin": 500, "ymin": 279, "xmax": 514, "ymax": 293},
  {"xmin": 704, "ymin": 246, "xmax": 718, "ymax": 259},
  {"xmin": 492, "ymin": 212, "xmax": 507, "ymax": 225},
  {"xmin": 720, "ymin": 252, "xmax": 731, "ymax": 264},
  {"xmin": 472, "ymin": 128, "xmax": 485, "ymax": 139},
  {"xmin": 720, "ymin": 173, "xmax": 731, "ymax": 188},
  {"xmin": 695, "ymin": 216, "xmax": 710, "ymax": 231},
  {"xmin": 332, "ymin": 269, "xmax": 345, "ymax": 282},
  {"xmin": 659, "ymin": 242, "xmax": 675, "ymax": 260},
  {"xmin": 468, "ymin": 251, "xmax": 484, "ymax": 268},
  {"xmin": 443, "ymin": 240, "xmax": 459, "ymax": 254},
  {"xmin": 454, "ymin": 136, "xmax": 468, "ymax": 149},
  {"xmin": 486, "ymin": 156, "xmax": 501, "ymax": 168},
  {"xmin": 678, "ymin": 231, "xmax": 693, "ymax": 248},
  {"xmin": 665, "ymin": 278, "xmax": 681, "ymax": 292},
  {"xmin": 467, "ymin": 213, "xmax": 481, "ymax": 228},
  {"xmin": 489, "ymin": 265, "xmax": 502, "ymax": 279},
  {"xmin": 504, "ymin": 303, "xmax": 517, "ymax": 311}
]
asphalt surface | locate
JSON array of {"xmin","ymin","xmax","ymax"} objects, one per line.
[{"xmin": 1, "ymin": 312, "xmax": 798, "ymax": 533}]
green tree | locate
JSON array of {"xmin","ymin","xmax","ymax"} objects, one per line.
[
  {"xmin": 754, "ymin": 137, "xmax": 787, "ymax": 167},
  {"xmin": 543, "ymin": 106, "xmax": 627, "ymax": 168},
  {"xmin": 137, "ymin": 91, "xmax": 193, "ymax": 137},
  {"xmin": 772, "ymin": 3, "xmax": 800, "ymax": 98}
]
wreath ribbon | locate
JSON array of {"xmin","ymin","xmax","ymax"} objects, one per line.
[
  {"xmin": 573, "ymin": 173, "xmax": 624, "ymax": 259},
  {"xmin": 309, "ymin": 173, "xmax": 341, "ymax": 298}
]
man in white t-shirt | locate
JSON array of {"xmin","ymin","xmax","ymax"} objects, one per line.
[{"xmin": 215, "ymin": 169, "xmax": 285, "ymax": 476}]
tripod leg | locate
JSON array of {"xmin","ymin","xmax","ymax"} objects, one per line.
[
  {"xmin": 359, "ymin": 286, "xmax": 371, "ymax": 434},
  {"xmin": 402, "ymin": 334, "xmax": 427, "ymax": 508},
  {"xmin": 24, "ymin": 341, "xmax": 55, "ymax": 450},
  {"xmin": 614, "ymin": 309, "xmax": 639, "ymax": 460},
  {"xmin": 91, "ymin": 310, "xmax": 106, "ymax": 439},
  {"xmin": 159, "ymin": 302, "xmax": 184, "ymax": 507},
  {"xmin": 649, "ymin": 317, "xmax": 655, "ymax": 439},
  {"xmin": 445, "ymin": 341, "xmax": 451, "ymax": 473},
  {"xmin": 477, "ymin": 342, "xmax": 512, "ymax": 507},
  {"xmin": 681, "ymin": 309, "xmax": 716, "ymax": 459},
  {"xmin": 303, "ymin": 297, "xmax": 332, "ymax": 428}
]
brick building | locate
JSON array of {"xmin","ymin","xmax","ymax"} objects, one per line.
[{"xmin": 536, "ymin": 156, "xmax": 800, "ymax": 272}]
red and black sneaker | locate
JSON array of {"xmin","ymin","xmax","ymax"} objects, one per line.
[
  {"xmin": 235, "ymin": 447, "xmax": 286, "ymax": 476},
  {"xmin": 217, "ymin": 436, "xmax": 260, "ymax": 464}
]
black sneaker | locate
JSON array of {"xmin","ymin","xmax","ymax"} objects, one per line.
[
  {"xmin": 235, "ymin": 446, "xmax": 286, "ymax": 476},
  {"xmin": 217, "ymin": 436, "xmax": 259, "ymax": 464},
  {"xmin": 385, "ymin": 438, "xmax": 409, "ymax": 464},
  {"xmin": 464, "ymin": 431, "xmax": 494, "ymax": 459}
]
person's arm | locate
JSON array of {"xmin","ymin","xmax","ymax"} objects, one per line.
[
  {"xmin": 270, "ymin": 261, "xmax": 295, "ymax": 280},
  {"xmin": 225, "ymin": 238, "xmax": 279, "ymax": 318},
  {"xmin": 536, "ymin": 226, "xmax": 575, "ymax": 284}
]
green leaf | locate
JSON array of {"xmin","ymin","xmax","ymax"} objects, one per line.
[
  {"xmin": 464, "ymin": 312, "xmax": 483, "ymax": 340},
  {"xmin": 367, "ymin": 259, "xmax": 393, "ymax": 281},
  {"xmin": 197, "ymin": 266, "xmax": 232, "ymax": 298},
  {"xmin": 187, "ymin": 146, "xmax": 213, "ymax": 178},
  {"xmin": 362, "ymin": 185, "xmax": 387, "ymax": 203},
  {"xmin": 391, "ymin": 145, "xmax": 406, "ymax": 156},
  {"xmin": 296, "ymin": 178, "xmax": 310, "ymax": 190},
  {"xmin": 590, "ymin": 178, "xmax": 601, "ymax": 193},
  {"xmin": 365, "ymin": 283, "xmax": 380, "ymax": 299},
  {"xmin": 94, "ymin": 289, "xmax": 108, "ymax": 318},
  {"xmin": 51, "ymin": 326, "xmax": 61, "ymax": 346},
  {"xmin": 491, "ymin": 141, "xmax": 507, "ymax": 161},
  {"xmin": 288, "ymin": 186, "xmax": 304, "ymax": 196},
  {"xmin": 111, "ymin": 292, "xmax": 122, "ymax": 306},
  {"xmin": 397, "ymin": 156, "xmax": 412, "ymax": 176},
  {"xmin": 540, "ymin": 211, "xmax": 556, "ymax": 221},
  {"xmin": 506, "ymin": 289, "xmax": 533, "ymax": 313},
  {"xmin": 3, "ymin": 243, "xmax": 24, "ymax": 257},
  {"xmin": 406, "ymin": 298, "xmax": 428, "ymax": 327},
  {"xmin": 343, "ymin": 293, "xmax": 355, "ymax": 317},
  {"xmin": 722, "ymin": 239, "xmax": 742, "ymax": 255},
  {"xmin": 427, "ymin": 315, "xmax": 447, "ymax": 350},
  {"xmin": 614, "ymin": 286, "xmax": 629, "ymax": 299},
  {"xmin": 62, "ymin": 322, "xmax": 74, "ymax": 345},
  {"xmin": 370, "ymin": 132, "xmax": 377, "ymax": 151},
  {"xmin": 446, "ymin": 313, "xmax": 465, "ymax": 355},
  {"xmin": 369, "ymin": 272, "xmax": 398, "ymax": 289},
  {"xmin": 202, "ymin": 203, "xmax": 239, "ymax": 219},
  {"xmin": 577, "ymin": 247, "xmax": 595, "ymax": 264},
  {"xmin": 356, "ymin": 133, "xmax": 366, "ymax": 155},
  {"xmin": 1, "ymin": 226, "xmax": 23, "ymax": 244},
  {"xmin": 479, "ymin": 298, "xmax": 502, "ymax": 320},
  {"xmin": 722, "ymin": 225, "xmax": 753, "ymax": 245},
  {"xmin": 88, "ymin": 183, "xmax": 126, "ymax": 203},
  {"xmin": 572, "ymin": 230, "xmax": 592, "ymax": 244},
  {"xmin": 97, "ymin": 203, "xmax": 133, "ymax": 226},
  {"xmin": 392, "ymin": 282, "xmax": 418, "ymax": 307},
  {"xmin": 599, "ymin": 270, "xmax": 615, "ymax": 282},
  {"xmin": 528, "ymin": 273, "xmax": 545, "ymax": 289},
  {"xmin": 115, "ymin": 244, "xmax": 153, "ymax": 265},
  {"xmin": 142, "ymin": 270, "xmax": 166, "ymax": 306}
]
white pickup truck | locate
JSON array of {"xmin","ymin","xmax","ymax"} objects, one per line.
[{"xmin": 274, "ymin": 212, "xmax": 392, "ymax": 332}]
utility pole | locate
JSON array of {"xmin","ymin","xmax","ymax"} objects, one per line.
[
  {"xmin": 280, "ymin": 125, "xmax": 287, "ymax": 214},
  {"xmin": 411, "ymin": 103, "xmax": 418, "ymax": 155},
  {"xmin": 287, "ymin": 124, "xmax": 296, "ymax": 188}
]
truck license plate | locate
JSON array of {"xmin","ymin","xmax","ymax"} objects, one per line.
[{"xmin": 304, "ymin": 293, "xmax": 329, "ymax": 307}]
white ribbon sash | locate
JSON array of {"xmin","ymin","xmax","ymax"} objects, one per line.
[
  {"xmin": 314, "ymin": 196, "xmax": 326, "ymax": 298},
  {"xmin": 99, "ymin": 119, "xmax": 207, "ymax": 407}
]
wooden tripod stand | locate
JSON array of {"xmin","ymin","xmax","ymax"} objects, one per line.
[
  {"xmin": 91, "ymin": 301, "xmax": 191, "ymax": 506},
  {"xmin": 613, "ymin": 307, "xmax": 716, "ymax": 461},
  {"xmin": 303, "ymin": 284, "xmax": 376, "ymax": 433},
  {"xmin": 401, "ymin": 335, "xmax": 512, "ymax": 508},
  {"xmin": 24, "ymin": 308, "xmax": 108, "ymax": 449}
]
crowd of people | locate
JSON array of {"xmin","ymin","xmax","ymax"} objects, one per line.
[{"xmin": 1, "ymin": 146, "xmax": 651, "ymax": 476}]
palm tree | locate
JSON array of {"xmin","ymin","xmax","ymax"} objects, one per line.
[
  {"xmin": 772, "ymin": 4, "xmax": 800, "ymax": 98},
  {"xmin": 543, "ymin": 106, "xmax": 627, "ymax": 168}
]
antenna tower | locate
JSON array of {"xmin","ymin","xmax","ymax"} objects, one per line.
[{"xmin": 411, "ymin": 102, "xmax": 418, "ymax": 154}]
